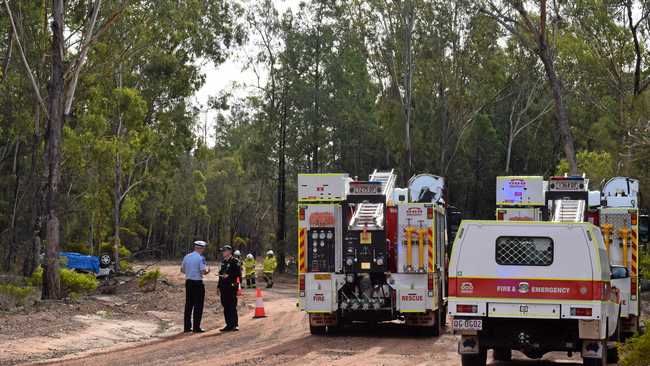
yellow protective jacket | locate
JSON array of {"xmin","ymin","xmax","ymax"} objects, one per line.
[
  {"xmin": 243, "ymin": 258, "xmax": 256, "ymax": 277},
  {"xmin": 263, "ymin": 256, "xmax": 277, "ymax": 274}
]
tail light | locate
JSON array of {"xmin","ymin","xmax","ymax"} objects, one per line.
[
  {"xmin": 456, "ymin": 304, "xmax": 478, "ymax": 313},
  {"xmin": 427, "ymin": 273, "xmax": 434, "ymax": 297},
  {"xmin": 427, "ymin": 207, "xmax": 434, "ymax": 219},
  {"xmin": 299, "ymin": 274, "xmax": 305, "ymax": 297},
  {"xmin": 570, "ymin": 307, "xmax": 592, "ymax": 317},
  {"xmin": 631, "ymin": 212, "xmax": 638, "ymax": 225},
  {"xmin": 299, "ymin": 207, "xmax": 306, "ymax": 221},
  {"xmin": 497, "ymin": 211, "xmax": 505, "ymax": 221}
]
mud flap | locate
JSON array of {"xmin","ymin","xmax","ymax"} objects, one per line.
[
  {"xmin": 581, "ymin": 339, "xmax": 604, "ymax": 359},
  {"xmin": 309, "ymin": 313, "xmax": 338, "ymax": 327},
  {"xmin": 404, "ymin": 310, "xmax": 435, "ymax": 327},
  {"xmin": 459, "ymin": 335, "xmax": 480, "ymax": 354},
  {"xmin": 621, "ymin": 315, "xmax": 640, "ymax": 334}
]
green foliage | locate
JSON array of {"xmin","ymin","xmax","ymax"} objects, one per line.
[
  {"xmin": 138, "ymin": 268, "xmax": 162, "ymax": 291},
  {"xmin": 3, "ymin": 0, "xmax": 650, "ymax": 275},
  {"xmin": 26, "ymin": 266, "xmax": 44, "ymax": 287},
  {"xmin": 233, "ymin": 236, "xmax": 247, "ymax": 248},
  {"xmin": 0, "ymin": 284, "xmax": 39, "ymax": 310},
  {"xmin": 119, "ymin": 260, "xmax": 133, "ymax": 272},
  {"xmin": 640, "ymin": 253, "xmax": 650, "ymax": 280},
  {"xmin": 99, "ymin": 243, "xmax": 131, "ymax": 258},
  {"xmin": 618, "ymin": 325, "xmax": 650, "ymax": 366},
  {"xmin": 556, "ymin": 150, "xmax": 614, "ymax": 188},
  {"xmin": 59, "ymin": 269, "xmax": 99, "ymax": 295}
]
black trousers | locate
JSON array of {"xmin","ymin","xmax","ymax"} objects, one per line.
[
  {"xmin": 220, "ymin": 288, "xmax": 238, "ymax": 328},
  {"xmin": 263, "ymin": 272, "xmax": 274, "ymax": 288},
  {"xmin": 184, "ymin": 280, "xmax": 205, "ymax": 331},
  {"xmin": 246, "ymin": 276, "xmax": 256, "ymax": 288}
]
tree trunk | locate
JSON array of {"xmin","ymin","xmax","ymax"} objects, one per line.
[
  {"xmin": 113, "ymin": 68, "xmax": 124, "ymax": 271},
  {"xmin": 276, "ymin": 87, "xmax": 288, "ymax": 273},
  {"xmin": 43, "ymin": 0, "xmax": 64, "ymax": 300},
  {"xmin": 505, "ymin": 134, "xmax": 513, "ymax": 174},
  {"xmin": 2, "ymin": 25, "xmax": 13, "ymax": 83},
  {"xmin": 438, "ymin": 83, "xmax": 449, "ymax": 173},
  {"xmin": 113, "ymin": 162, "xmax": 121, "ymax": 271},
  {"xmin": 536, "ymin": 35, "xmax": 577, "ymax": 174},
  {"xmin": 5, "ymin": 141, "xmax": 21, "ymax": 271},
  {"xmin": 23, "ymin": 105, "xmax": 42, "ymax": 277},
  {"xmin": 403, "ymin": 3, "xmax": 415, "ymax": 179}
]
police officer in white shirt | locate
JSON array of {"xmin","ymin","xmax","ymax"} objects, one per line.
[{"xmin": 181, "ymin": 240, "xmax": 210, "ymax": 333}]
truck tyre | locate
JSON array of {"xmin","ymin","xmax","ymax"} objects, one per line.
[
  {"xmin": 461, "ymin": 349, "xmax": 487, "ymax": 366},
  {"xmin": 310, "ymin": 325, "xmax": 326, "ymax": 335},
  {"xmin": 583, "ymin": 340, "xmax": 607, "ymax": 366},
  {"xmin": 582, "ymin": 357, "xmax": 606, "ymax": 366},
  {"xmin": 493, "ymin": 348, "xmax": 512, "ymax": 362},
  {"xmin": 432, "ymin": 309, "xmax": 442, "ymax": 336},
  {"xmin": 606, "ymin": 345, "xmax": 618, "ymax": 364},
  {"xmin": 327, "ymin": 323, "xmax": 342, "ymax": 335},
  {"xmin": 441, "ymin": 303, "xmax": 448, "ymax": 326}
]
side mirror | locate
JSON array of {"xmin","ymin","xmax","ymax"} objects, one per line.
[{"xmin": 610, "ymin": 266, "xmax": 630, "ymax": 280}]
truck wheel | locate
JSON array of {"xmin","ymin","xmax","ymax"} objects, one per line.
[
  {"xmin": 606, "ymin": 343, "xmax": 618, "ymax": 364},
  {"xmin": 327, "ymin": 323, "xmax": 342, "ymax": 335},
  {"xmin": 431, "ymin": 310, "xmax": 442, "ymax": 337},
  {"xmin": 310, "ymin": 325, "xmax": 326, "ymax": 335},
  {"xmin": 461, "ymin": 349, "xmax": 487, "ymax": 366},
  {"xmin": 441, "ymin": 303, "xmax": 448, "ymax": 326},
  {"xmin": 582, "ymin": 357, "xmax": 606, "ymax": 366},
  {"xmin": 493, "ymin": 348, "xmax": 512, "ymax": 362}
]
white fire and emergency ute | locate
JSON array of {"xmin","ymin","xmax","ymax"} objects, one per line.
[{"xmin": 450, "ymin": 175, "xmax": 624, "ymax": 366}]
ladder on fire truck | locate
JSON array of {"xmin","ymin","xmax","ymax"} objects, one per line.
[
  {"xmin": 552, "ymin": 199, "xmax": 585, "ymax": 223},
  {"xmin": 349, "ymin": 170, "xmax": 396, "ymax": 230}
]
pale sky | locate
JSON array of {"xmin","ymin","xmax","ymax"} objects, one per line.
[{"xmin": 193, "ymin": 0, "xmax": 301, "ymax": 144}]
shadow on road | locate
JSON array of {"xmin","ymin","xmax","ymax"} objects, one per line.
[
  {"xmin": 322, "ymin": 321, "xmax": 447, "ymax": 339},
  {"xmin": 489, "ymin": 362, "xmax": 581, "ymax": 366}
]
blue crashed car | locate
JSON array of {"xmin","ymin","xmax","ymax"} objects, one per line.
[{"xmin": 59, "ymin": 252, "xmax": 100, "ymax": 274}]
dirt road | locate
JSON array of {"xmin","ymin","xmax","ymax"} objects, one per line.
[{"xmin": 35, "ymin": 266, "xmax": 588, "ymax": 366}]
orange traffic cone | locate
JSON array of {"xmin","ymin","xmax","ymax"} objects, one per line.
[
  {"xmin": 253, "ymin": 287, "xmax": 266, "ymax": 318},
  {"xmin": 236, "ymin": 277, "xmax": 242, "ymax": 297}
]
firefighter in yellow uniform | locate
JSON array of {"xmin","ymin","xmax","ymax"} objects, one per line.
[
  {"xmin": 263, "ymin": 250, "xmax": 277, "ymax": 288},
  {"xmin": 243, "ymin": 254, "xmax": 257, "ymax": 288}
]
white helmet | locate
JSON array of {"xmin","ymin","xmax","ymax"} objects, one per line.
[
  {"xmin": 234, "ymin": 250, "xmax": 241, "ymax": 256},
  {"xmin": 266, "ymin": 250, "xmax": 274, "ymax": 256},
  {"xmin": 246, "ymin": 253, "xmax": 254, "ymax": 259}
]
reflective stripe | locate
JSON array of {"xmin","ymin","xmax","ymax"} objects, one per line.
[
  {"xmin": 631, "ymin": 229, "xmax": 638, "ymax": 296},
  {"xmin": 448, "ymin": 277, "xmax": 606, "ymax": 301},
  {"xmin": 298, "ymin": 228, "xmax": 306, "ymax": 273},
  {"xmin": 427, "ymin": 227, "xmax": 434, "ymax": 272}
]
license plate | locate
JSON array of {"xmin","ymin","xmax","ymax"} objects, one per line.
[{"xmin": 452, "ymin": 318, "xmax": 483, "ymax": 330}]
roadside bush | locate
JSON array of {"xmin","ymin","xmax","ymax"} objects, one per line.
[
  {"xmin": 640, "ymin": 253, "xmax": 650, "ymax": 280},
  {"xmin": 138, "ymin": 268, "xmax": 162, "ymax": 292},
  {"xmin": 120, "ymin": 259, "xmax": 133, "ymax": 272},
  {"xmin": 0, "ymin": 284, "xmax": 39, "ymax": 311},
  {"xmin": 99, "ymin": 242, "xmax": 132, "ymax": 259},
  {"xmin": 60, "ymin": 269, "xmax": 98, "ymax": 295},
  {"xmin": 25, "ymin": 266, "xmax": 43, "ymax": 287},
  {"xmin": 618, "ymin": 325, "xmax": 650, "ymax": 366}
]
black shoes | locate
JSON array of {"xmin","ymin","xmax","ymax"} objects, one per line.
[
  {"xmin": 193, "ymin": 328, "xmax": 206, "ymax": 333},
  {"xmin": 219, "ymin": 326, "xmax": 239, "ymax": 332}
]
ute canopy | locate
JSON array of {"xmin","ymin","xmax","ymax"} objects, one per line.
[{"xmin": 450, "ymin": 221, "xmax": 608, "ymax": 282}]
